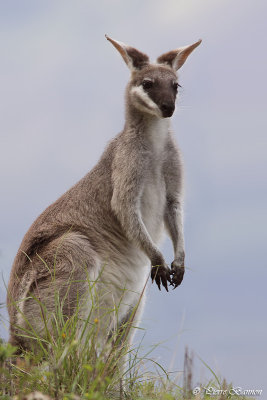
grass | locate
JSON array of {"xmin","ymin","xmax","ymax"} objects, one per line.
[
  {"xmin": 0, "ymin": 335, "xmax": 255, "ymax": 400},
  {"xmin": 0, "ymin": 273, "xmax": 257, "ymax": 400}
]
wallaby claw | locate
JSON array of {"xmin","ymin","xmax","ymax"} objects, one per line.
[
  {"xmin": 151, "ymin": 264, "xmax": 172, "ymax": 292},
  {"xmin": 170, "ymin": 260, "xmax": 185, "ymax": 288}
]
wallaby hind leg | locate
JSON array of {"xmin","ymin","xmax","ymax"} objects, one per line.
[{"xmin": 9, "ymin": 232, "xmax": 100, "ymax": 351}]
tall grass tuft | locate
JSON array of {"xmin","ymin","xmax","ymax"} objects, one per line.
[{"xmin": 0, "ymin": 275, "xmax": 256, "ymax": 400}]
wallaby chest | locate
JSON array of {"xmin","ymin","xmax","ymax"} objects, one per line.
[{"xmin": 139, "ymin": 119, "xmax": 169, "ymax": 242}]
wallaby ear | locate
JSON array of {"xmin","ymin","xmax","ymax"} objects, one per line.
[
  {"xmin": 105, "ymin": 35, "xmax": 149, "ymax": 71},
  {"xmin": 157, "ymin": 39, "xmax": 202, "ymax": 71}
]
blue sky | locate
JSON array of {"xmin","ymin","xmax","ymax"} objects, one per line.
[{"xmin": 1, "ymin": 0, "xmax": 267, "ymax": 392}]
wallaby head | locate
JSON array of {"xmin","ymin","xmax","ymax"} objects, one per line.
[{"xmin": 106, "ymin": 35, "xmax": 201, "ymax": 119}]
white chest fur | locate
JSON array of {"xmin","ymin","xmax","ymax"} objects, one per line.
[
  {"xmin": 141, "ymin": 118, "xmax": 169, "ymax": 242},
  {"xmin": 146, "ymin": 118, "xmax": 170, "ymax": 155}
]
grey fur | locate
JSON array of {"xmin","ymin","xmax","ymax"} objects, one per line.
[{"xmin": 7, "ymin": 36, "xmax": 201, "ymax": 351}]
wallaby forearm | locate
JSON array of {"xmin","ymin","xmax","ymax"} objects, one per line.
[{"xmin": 165, "ymin": 200, "xmax": 185, "ymax": 262}]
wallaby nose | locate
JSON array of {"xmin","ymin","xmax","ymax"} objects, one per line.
[{"xmin": 161, "ymin": 102, "xmax": 175, "ymax": 118}]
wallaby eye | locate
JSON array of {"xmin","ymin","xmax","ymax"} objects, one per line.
[
  {"xmin": 142, "ymin": 80, "xmax": 153, "ymax": 90},
  {"xmin": 173, "ymin": 82, "xmax": 181, "ymax": 92}
]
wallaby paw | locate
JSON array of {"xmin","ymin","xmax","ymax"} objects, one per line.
[
  {"xmin": 170, "ymin": 260, "xmax": 185, "ymax": 289},
  {"xmin": 151, "ymin": 263, "xmax": 172, "ymax": 292}
]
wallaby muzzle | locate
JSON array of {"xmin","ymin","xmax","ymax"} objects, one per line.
[{"xmin": 160, "ymin": 102, "xmax": 175, "ymax": 118}]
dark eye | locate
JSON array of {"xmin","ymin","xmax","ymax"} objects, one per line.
[
  {"xmin": 142, "ymin": 80, "xmax": 153, "ymax": 90},
  {"xmin": 173, "ymin": 82, "xmax": 181, "ymax": 92}
]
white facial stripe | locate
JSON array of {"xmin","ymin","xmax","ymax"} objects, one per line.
[{"xmin": 131, "ymin": 86, "xmax": 160, "ymax": 115}]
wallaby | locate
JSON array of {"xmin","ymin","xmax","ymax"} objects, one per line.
[{"xmin": 7, "ymin": 36, "xmax": 201, "ymax": 352}]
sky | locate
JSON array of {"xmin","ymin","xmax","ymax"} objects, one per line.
[{"xmin": 1, "ymin": 0, "xmax": 267, "ymax": 393}]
